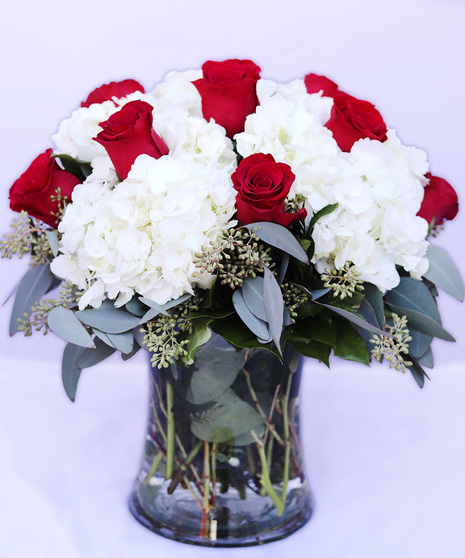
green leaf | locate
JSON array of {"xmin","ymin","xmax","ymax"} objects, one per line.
[
  {"xmin": 289, "ymin": 339, "xmax": 331, "ymax": 366},
  {"xmin": 316, "ymin": 301, "xmax": 391, "ymax": 338},
  {"xmin": 162, "ymin": 293, "xmax": 192, "ymax": 310},
  {"xmin": 10, "ymin": 263, "xmax": 55, "ymax": 335},
  {"xmin": 244, "ymin": 221, "xmax": 309, "ymax": 263},
  {"xmin": 333, "ymin": 320, "xmax": 369, "ymax": 365},
  {"xmin": 290, "ymin": 314, "xmax": 336, "ymax": 346},
  {"xmin": 387, "ymin": 303, "xmax": 455, "ymax": 342},
  {"xmin": 107, "ymin": 331, "xmax": 134, "ymax": 354},
  {"xmin": 76, "ymin": 300, "xmax": 141, "ymax": 333},
  {"xmin": 263, "ymin": 267, "xmax": 284, "ymax": 356},
  {"xmin": 423, "ymin": 245, "xmax": 464, "ymax": 301},
  {"xmin": 53, "ymin": 153, "xmax": 91, "ymax": 181},
  {"xmin": 308, "ymin": 203, "xmax": 339, "ymax": 230},
  {"xmin": 62, "ymin": 343, "xmax": 86, "ymax": 402},
  {"xmin": 190, "ymin": 389, "xmax": 265, "ymax": 444},
  {"xmin": 185, "ymin": 318, "xmax": 213, "ymax": 362},
  {"xmin": 232, "ymin": 289, "xmax": 271, "ymax": 341},
  {"xmin": 48, "ymin": 307, "xmax": 95, "ymax": 348},
  {"xmin": 210, "ymin": 315, "xmax": 282, "ymax": 360},
  {"xmin": 77, "ymin": 338, "xmax": 116, "ymax": 369},
  {"xmin": 186, "ymin": 336, "xmax": 246, "ymax": 404},
  {"xmin": 384, "ymin": 277, "xmax": 441, "ymax": 323}
]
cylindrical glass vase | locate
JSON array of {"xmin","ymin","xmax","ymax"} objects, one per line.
[{"xmin": 129, "ymin": 333, "xmax": 313, "ymax": 546}]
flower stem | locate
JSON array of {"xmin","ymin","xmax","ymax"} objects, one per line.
[
  {"xmin": 143, "ymin": 451, "xmax": 163, "ymax": 485},
  {"xmin": 251, "ymin": 431, "xmax": 284, "ymax": 516},
  {"xmin": 281, "ymin": 373, "xmax": 292, "ymax": 504},
  {"xmin": 165, "ymin": 381, "xmax": 175, "ymax": 479}
]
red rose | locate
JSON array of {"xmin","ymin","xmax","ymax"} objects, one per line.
[
  {"xmin": 417, "ymin": 173, "xmax": 459, "ymax": 226},
  {"xmin": 232, "ymin": 153, "xmax": 307, "ymax": 227},
  {"xmin": 325, "ymin": 92, "xmax": 388, "ymax": 152},
  {"xmin": 81, "ymin": 79, "xmax": 145, "ymax": 108},
  {"xmin": 304, "ymin": 73, "xmax": 339, "ymax": 97},
  {"xmin": 94, "ymin": 100, "xmax": 168, "ymax": 180},
  {"xmin": 193, "ymin": 59, "xmax": 261, "ymax": 138},
  {"xmin": 9, "ymin": 149, "xmax": 80, "ymax": 228}
]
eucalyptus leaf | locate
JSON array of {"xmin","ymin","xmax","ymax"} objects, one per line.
[
  {"xmin": 186, "ymin": 339, "xmax": 246, "ymax": 404},
  {"xmin": 384, "ymin": 277, "xmax": 441, "ymax": 323},
  {"xmin": 423, "ymin": 245, "xmax": 464, "ymax": 301},
  {"xmin": 61, "ymin": 343, "xmax": 86, "ymax": 402},
  {"xmin": 417, "ymin": 347, "xmax": 434, "ymax": 369},
  {"xmin": 45, "ymin": 230, "xmax": 60, "ymax": 257},
  {"xmin": 107, "ymin": 330, "xmax": 134, "ymax": 354},
  {"xmin": 139, "ymin": 297, "xmax": 170, "ymax": 316},
  {"xmin": 92, "ymin": 328, "xmax": 114, "ymax": 348},
  {"xmin": 48, "ymin": 307, "xmax": 95, "ymax": 348},
  {"xmin": 133, "ymin": 326, "xmax": 150, "ymax": 352},
  {"xmin": 263, "ymin": 266, "xmax": 284, "ymax": 356},
  {"xmin": 408, "ymin": 328, "xmax": 433, "ymax": 359},
  {"xmin": 278, "ymin": 252, "xmax": 289, "ymax": 285},
  {"xmin": 190, "ymin": 389, "xmax": 265, "ymax": 444},
  {"xmin": 407, "ymin": 358, "xmax": 429, "ymax": 389},
  {"xmin": 244, "ymin": 221, "xmax": 308, "ymax": 263},
  {"xmin": 363, "ymin": 283, "xmax": 384, "ymax": 328},
  {"xmin": 162, "ymin": 293, "xmax": 192, "ymax": 311},
  {"xmin": 387, "ymin": 303, "xmax": 455, "ymax": 342},
  {"xmin": 125, "ymin": 297, "xmax": 146, "ymax": 317},
  {"xmin": 78, "ymin": 338, "xmax": 116, "ymax": 369},
  {"xmin": 242, "ymin": 277, "xmax": 267, "ymax": 321},
  {"xmin": 232, "ymin": 289, "xmax": 271, "ymax": 341},
  {"xmin": 10, "ymin": 264, "xmax": 55, "ymax": 335},
  {"xmin": 139, "ymin": 307, "xmax": 161, "ymax": 325},
  {"xmin": 76, "ymin": 301, "xmax": 141, "ymax": 334}
]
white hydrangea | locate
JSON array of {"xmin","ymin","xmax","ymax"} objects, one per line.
[
  {"xmin": 235, "ymin": 83, "xmax": 430, "ymax": 291},
  {"xmin": 51, "ymin": 152, "xmax": 236, "ymax": 310},
  {"xmin": 151, "ymin": 69, "xmax": 203, "ymax": 117}
]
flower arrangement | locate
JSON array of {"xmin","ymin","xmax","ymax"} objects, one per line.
[
  {"xmin": 3, "ymin": 59, "xmax": 461, "ymax": 392},
  {"xmin": 1, "ymin": 59, "xmax": 463, "ymax": 544}
]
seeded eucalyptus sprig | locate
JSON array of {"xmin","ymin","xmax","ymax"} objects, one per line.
[{"xmin": 0, "ymin": 211, "xmax": 54, "ymax": 265}]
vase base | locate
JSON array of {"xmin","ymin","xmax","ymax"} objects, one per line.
[{"xmin": 128, "ymin": 481, "xmax": 313, "ymax": 547}]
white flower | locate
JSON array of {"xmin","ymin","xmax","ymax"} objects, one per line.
[{"xmin": 51, "ymin": 151, "xmax": 236, "ymax": 310}]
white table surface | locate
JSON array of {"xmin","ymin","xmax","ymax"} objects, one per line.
[{"xmin": 1, "ymin": 0, "xmax": 465, "ymax": 556}]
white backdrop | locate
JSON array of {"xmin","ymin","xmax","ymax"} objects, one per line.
[{"xmin": 1, "ymin": 1, "xmax": 464, "ymax": 557}]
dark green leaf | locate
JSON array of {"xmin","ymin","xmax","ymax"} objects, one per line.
[
  {"xmin": 423, "ymin": 245, "xmax": 464, "ymax": 301},
  {"xmin": 278, "ymin": 252, "xmax": 289, "ymax": 284},
  {"xmin": 308, "ymin": 203, "xmax": 339, "ymax": 230},
  {"xmin": 333, "ymin": 320, "xmax": 369, "ymax": 365},
  {"xmin": 107, "ymin": 330, "xmax": 134, "ymax": 354},
  {"xmin": 53, "ymin": 153, "xmax": 91, "ymax": 181},
  {"xmin": 407, "ymin": 358, "xmax": 429, "ymax": 389},
  {"xmin": 10, "ymin": 264, "xmax": 55, "ymax": 335},
  {"xmin": 244, "ymin": 221, "xmax": 309, "ymax": 263},
  {"xmin": 125, "ymin": 297, "xmax": 146, "ymax": 317},
  {"xmin": 289, "ymin": 339, "xmax": 331, "ymax": 366},
  {"xmin": 48, "ymin": 307, "xmax": 95, "ymax": 348},
  {"xmin": 62, "ymin": 343, "xmax": 86, "ymax": 402},
  {"xmin": 317, "ymin": 301, "xmax": 391, "ymax": 337}
]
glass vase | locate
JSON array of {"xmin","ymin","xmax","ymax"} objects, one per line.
[{"xmin": 129, "ymin": 333, "xmax": 313, "ymax": 546}]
